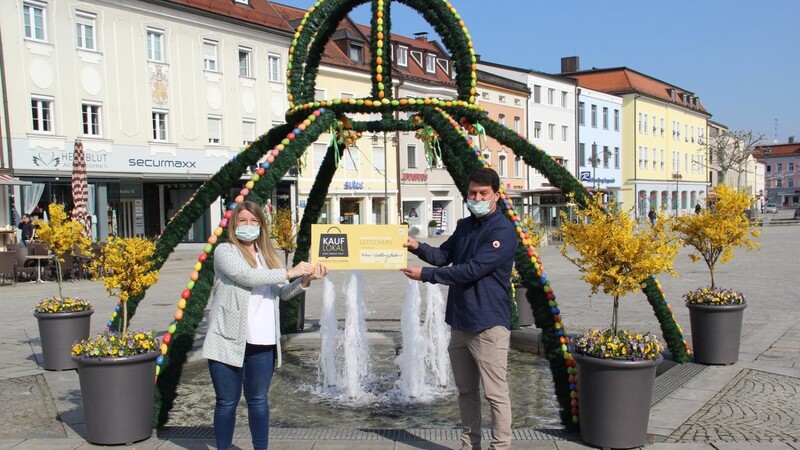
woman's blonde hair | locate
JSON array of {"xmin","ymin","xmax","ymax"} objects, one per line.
[{"xmin": 228, "ymin": 200, "xmax": 282, "ymax": 269}]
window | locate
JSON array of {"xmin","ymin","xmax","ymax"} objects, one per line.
[
  {"xmin": 268, "ymin": 54, "xmax": 281, "ymax": 82},
  {"xmin": 203, "ymin": 40, "xmax": 218, "ymax": 71},
  {"xmin": 602, "ymin": 107, "xmax": 609, "ymax": 129},
  {"xmin": 24, "ymin": 2, "xmax": 46, "ymax": 41},
  {"xmin": 777, "ymin": 163, "xmax": 783, "ymax": 172},
  {"xmin": 614, "ymin": 109, "xmax": 620, "ymax": 131},
  {"xmin": 533, "ymin": 85, "xmax": 541, "ymax": 103},
  {"xmin": 561, "ymin": 91, "xmax": 568, "ymax": 107},
  {"xmin": 514, "ymin": 98, "xmax": 521, "ymax": 106},
  {"xmin": 513, "ymin": 117, "xmax": 520, "ymax": 133},
  {"xmin": 643, "ymin": 146, "xmax": 648, "ymax": 168},
  {"xmin": 498, "ymin": 153, "xmax": 506, "ymax": 177},
  {"xmin": 312, "ymin": 143, "xmax": 327, "ymax": 171},
  {"xmin": 152, "ymin": 110, "xmax": 168, "ymax": 141},
  {"xmin": 498, "ymin": 114, "xmax": 505, "ymax": 127},
  {"xmin": 498, "ymin": 95, "xmax": 506, "ymax": 103},
  {"xmin": 344, "ymin": 148, "xmax": 359, "ymax": 170},
  {"xmin": 81, "ymin": 103, "xmax": 101, "ymax": 136},
  {"xmin": 514, "ymin": 156, "xmax": 521, "ymax": 178},
  {"xmin": 348, "ymin": 43, "xmax": 363, "ymax": 63},
  {"xmin": 239, "ymin": 47, "xmax": 252, "ymax": 77},
  {"xmin": 242, "ymin": 119, "xmax": 256, "ymax": 146},
  {"xmin": 147, "ymin": 28, "xmax": 164, "ymax": 62},
  {"xmin": 590, "ymin": 105, "xmax": 597, "ymax": 128},
  {"xmin": 372, "ymin": 146, "xmax": 386, "ymax": 175},
  {"xmin": 638, "ymin": 113, "xmax": 643, "ymax": 133},
  {"xmin": 660, "ymin": 149, "xmax": 665, "ymax": 170},
  {"xmin": 578, "ymin": 102, "xmax": 585, "ymax": 125},
  {"xmin": 789, "ymin": 162, "xmax": 795, "ymax": 172},
  {"xmin": 603, "ymin": 146, "xmax": 610, "ymax": 168},
  {"xmin": 31, "ymin": 96, "xmax": 53, "ymax": 133},
  {"xmin": 207, "ymin": 116, "xmax": 222, "ymax": 145},
  {"xmin": 776, "ymin": 179, "xmax": 782, "ymax": 188},
  {"xmin": 481, "ymin": 92, "xmax": 489, "ymax": 100},
  {"xmin": 235, "ymin": 0, "xmax": 249, "ymax": 4},
  {"xmin": 614, "ymin": 147, "xmax": 620, "ymax": 169},
  {"xmin": 407, "ymin": 144, "xmax": 417, "ymax": 169},
  {"xmin": 548, "ymin": 123, "xmax": 555, "ymax": 140},
  {"xmin": 561, "ymin": 125, "xmax": 568, "ymax": 142},
  {"xmin": 396, "ymin": 46, "xmax": 408, "ymax": 67},
  {"xmin": 547, "ymin": 88, "xmax": 554, "ymax": 105},
  {"xmin": 533, "ymin": 121, "xmax": 541, "ymax": 139},
  {"xmin": 75, "ymin": 12, "xmax": 96, "ymax": 50},
  {"xmin": 426, "ymin": 54, "xmax": 436, "ymax": 73},
  {"xmin": 652, "ymin": 148, "xmax": 657, "ymax": 169},
  {"xmin": 643, "ymin": 114, "xmax": 648, "ymax": 135},
  {"xmin": 660, "ymin": 118, "xmax": 665, "ymax": 137},
  {"xmin": 579, "ymin": 143, "xmax": 586, "ymax": 167}
]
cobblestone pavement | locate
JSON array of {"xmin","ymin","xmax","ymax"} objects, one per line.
[{"xmin": 668, "ymin": 368, "xmax": 800, "ymax": 443}]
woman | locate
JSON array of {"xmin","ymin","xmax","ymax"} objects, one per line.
[{"xmin": 202, "ymin": 201, "xmax": 327, "ymax": 450}]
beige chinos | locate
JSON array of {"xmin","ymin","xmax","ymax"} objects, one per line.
[{"xmin": 449, "ymin": 326, "xmax": 512, "ymax": 450}]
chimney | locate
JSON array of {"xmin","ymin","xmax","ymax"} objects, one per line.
[
  {"xmin": 561, "ymin": 56, "xmax": 580, "ymax": 73},
  {"xmin": 789, "ymin": 136, "xmax": 795, "ymax": 144},
  {"xmin": 413, "ymin": 32, "xmax": 428, "ymax": 42}
]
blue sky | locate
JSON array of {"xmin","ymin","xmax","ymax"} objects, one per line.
[{"xmin": 275, "ymin": 0, "xmax": 799, "ymax": 143}]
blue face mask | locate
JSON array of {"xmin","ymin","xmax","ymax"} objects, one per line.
[
  {"xmin": 235, "ymin": 225, "xmax": 261, "ymax": 241},
  {"xmin": 466, "ymin": 199, "xmax": 492, "ymax": 218}
]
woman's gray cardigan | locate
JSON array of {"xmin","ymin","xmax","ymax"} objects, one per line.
[{"xmin": 201, "ymin": 243, "xmax": 306, "ymax": 368}]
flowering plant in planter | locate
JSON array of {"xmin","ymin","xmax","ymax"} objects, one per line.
[
  {"xmin": 672, "ymin": 184, "xmax": 759, "ymax": 298},
  {"xmin": 683, "ymin": 286, "xmax": 746, "ymax": 306},
  {"xmin": 33, "ymin": 203, "xmax": 92, "ymax": 303},
  {"xmin": 34, "ymin": 296, "xmax": 92, "ymax": 314},
  {"xmin": 72, "ymin": 329, "xmax": 158, "ymax": 358},
  {"xmin": 559, "ymin": 193, "xmax": 678, "ymax": 360},
  {"xmin": 72, "ymin": 236, "xmax": 160, "ymax": 358}
]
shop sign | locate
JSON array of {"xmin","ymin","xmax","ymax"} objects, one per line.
[
  {"xmin": 344, "ymin": 181, "xmax": 363, "ymax": 190},
  {"xmin": 402, "ymin": 172, "xmax": 428, "ymax": 182}
]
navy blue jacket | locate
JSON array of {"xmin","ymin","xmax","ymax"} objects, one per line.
[{"xmin": 411, "ymin": 208, "xmax": 518, "ymax": 332}]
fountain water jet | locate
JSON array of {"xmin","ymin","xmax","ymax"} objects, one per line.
[
  {"xmin": 318, "ymin": 278, "xmax": 338, "ymax": 388},
  {"xmin": 341, "ymin": 272, "xmax": 370, "ymax": 399},
  {"xmin": 394, "ymin": 280, "xmax": 425, "ymax": 399},
  {"xmin": 422, "ymin": 282, "xmax": 450, "ymax": 387}
]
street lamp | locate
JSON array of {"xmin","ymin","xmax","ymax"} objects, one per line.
[
  {"xmin": 587, "ymin": 142, "xmax": 600, "ymax": 191},
  {"xmin": 671, "ymin": 172, "xmax": 683, "ymax": 216}
]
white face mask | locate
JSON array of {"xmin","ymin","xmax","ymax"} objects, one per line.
[
  {"xmin": 466, "ymin": 199, "xmax": 492, "ymax": 218},
  {"xmin": 235, "ymin": 225, "xmax": 260, "ymax": 241}
]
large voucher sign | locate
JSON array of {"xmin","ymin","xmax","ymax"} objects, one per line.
[{"xmin": 311, "ymin": 224, "xmax": 408, "ymax": 270}]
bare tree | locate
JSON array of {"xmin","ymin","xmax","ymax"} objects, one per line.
[{"xmin": 699, "ymin": 130, "xmax": 765, "ymax": 189}]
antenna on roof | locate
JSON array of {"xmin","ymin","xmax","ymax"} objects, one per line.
[{"xmin": 773, "ymin": 118, "xmax": 778, "ymax": 144}]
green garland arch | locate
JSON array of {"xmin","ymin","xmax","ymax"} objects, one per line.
[{"xmin": 103, "ymin": 0, "xmax": 692, "ymax": 431}]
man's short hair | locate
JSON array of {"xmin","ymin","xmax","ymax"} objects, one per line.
[{"xmin": 468, "ymin": 167, "xmax": 500, "ymax": 192}]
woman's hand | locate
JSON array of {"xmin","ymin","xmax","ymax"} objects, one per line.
[
  {"xmin": 301, "ymin": 264, "xmax": 328, "ymax": 287},
  {"xmin": 286, "ymin": 261, "xmax": 314, "ymax": 279}
]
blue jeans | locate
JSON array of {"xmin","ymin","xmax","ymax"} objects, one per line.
[{"xmin": 208, "ymin": 344, "xmax": 275, "ymax": 450}]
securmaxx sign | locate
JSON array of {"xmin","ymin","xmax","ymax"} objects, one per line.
[{"xmin": 12, "ymin": 140, "xmax": 235, "ymax": 175}]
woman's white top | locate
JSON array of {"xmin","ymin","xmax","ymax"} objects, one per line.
[{"xmin": 246, "ymin": 257, "xmax": 277, "ymax": 345}]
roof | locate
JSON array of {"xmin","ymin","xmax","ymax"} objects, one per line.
[
  {"xmin": 355, "ymin": 24, "xmax": 455, "ymax": 87},
  {"xmin": 270, "ymin": 3, "xmax": 372, "ymax": 74},
  {"xmin": 754, "ymin": 143, "xmax": 800, "ymax": 158},
  {"xmin": 159, "ymin": 0, "xmax": 295, "ymax": 34},
  {"xmin": 566, "ymin": 67, "xmax": 710, "ymax": 115},
  {"xmin": 476, "ymin": 69, "xmax": 530, "ymax": 94}
]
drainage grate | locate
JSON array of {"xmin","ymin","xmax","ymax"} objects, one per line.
[
  {"xmin": 652, "ymin": 362, "xmax": 706, "ymax": 405},
  {"xmin": 157, "ymin": 426, "xmax": 572, "ymax": 441}
]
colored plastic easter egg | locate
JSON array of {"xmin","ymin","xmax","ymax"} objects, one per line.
[
  {"xmin": 204, "ymin": 244, "xmax": 213, "ymax": 254},
  {"xmin": 161, "ymin": 344, "xmax": 168, "ymax": 355},
  {"xmin": 174, "ymin": 309, "xmax": 183, "ymax": 321},
  {"xmin": 181, "ymin": 289, "xmax": 191, "ymax": 300},
  {"xmin": 162, "ymin": 333, "xmax": 172, "ymax": 345},
  {"xmin": 168, "ymin": 324, "xmax": 177, "ymax": 334}
]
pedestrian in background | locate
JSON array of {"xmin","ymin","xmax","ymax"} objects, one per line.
[
  {"xmin": 18, "ymin": 213, "xmax": 34, "ymax": 246},
  {"xmin": 648, "ymin": 208, "xmax": 657, "ymax": 226},
  {"xmin": 401, "ymin": 167, "xmax": 517, "ymax": 450},
  {"xmin": 202, "ymin": 200, "xmax": 328, "ymax": 450}
]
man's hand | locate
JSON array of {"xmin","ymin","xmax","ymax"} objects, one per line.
[
  {"xmin": 400, "ymin": 266, "xmax": 423, "ymax": 280},
  {"xmin": 404, "ymin": 237, "xmax": 419, "ymax": 251}
]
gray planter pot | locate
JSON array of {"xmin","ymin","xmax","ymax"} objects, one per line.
[
  {"xmin": 34, "ymin": 309, "xmax": 93, "ymax": 371},
  {"xmin": 515, "ymin": 286, "xmax": 534, "ymax": 327},
  {"xmin": 72, "ymin": 351, "xmax": 159, "ymax": 445},
  {"xmin": 574, "ymin": 352, "xmax": 662, "ymax": 449},
  {"xmin": 686, "ymin": 302, "xmax": 746, "ymax": 365}
]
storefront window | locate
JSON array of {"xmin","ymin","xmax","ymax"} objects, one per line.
[{"xmin": 340, "ymin": 197, "xmax": 361, "ymax": 224}]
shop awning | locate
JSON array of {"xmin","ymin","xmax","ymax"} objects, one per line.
[{"xmin": 0, "ymin": 173, "xmax": 32, "ymax": 185}]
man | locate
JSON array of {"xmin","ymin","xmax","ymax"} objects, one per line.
[
  {"xmin": 18, "ymin": 213, "xmax": 34, "ymax": 246},
  {"xmin": 401, "ymin": 167, "xmax": 517, "ymax": 450}
]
